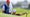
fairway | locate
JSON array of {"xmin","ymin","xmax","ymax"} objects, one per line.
[
  {"xmin": 0, "ymin": 13, "xmax": 26, "ymax": 17},
  {"xmin": 0, "ymin": 8, "xmax": 30, "ymax": 17},
  {"xmin": 0, "ymin": 13, "xmax": 30, "ymax": 17}
]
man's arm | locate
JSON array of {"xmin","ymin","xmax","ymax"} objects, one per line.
[
  {"xmin": 2, "ymin": 5, "xmax": 5, "ymax": 12},
  {"xmin": 9, "ymin": 2, "xmax": 13, "ymax": 13}
]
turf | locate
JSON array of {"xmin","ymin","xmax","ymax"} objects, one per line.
[{"xmin": 0, "ymin": 8, "xmax": 30, "ymax": 17}]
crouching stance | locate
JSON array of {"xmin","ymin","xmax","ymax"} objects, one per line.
[
  {"xmin": 2, "ymin": 0, "xmax": 11, "ymax": 14},
  {"xmin": 2, "ymin": 0, "xmax": 16, "ymax": 14}
]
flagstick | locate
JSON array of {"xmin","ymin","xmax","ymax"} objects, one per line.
[
  {"xmin": 26, "ymin": 12, "xmax": 28, "ymax": 17},
  {"xmin": 26, "ymin": 13, "xmax": 27, "ymax": 17}
]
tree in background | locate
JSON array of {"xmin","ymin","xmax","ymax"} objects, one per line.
[{"xmin": 28, "ymin": 4, "xmax": 30, "ymax": 9}]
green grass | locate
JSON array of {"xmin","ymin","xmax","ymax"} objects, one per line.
[
  {"xmin": 0, "ymin": 8, "xmax": 30, "ymax": 17},
  {"xmin": 13, "ymin": 8, "xmax": 30, "ymax": 14}
]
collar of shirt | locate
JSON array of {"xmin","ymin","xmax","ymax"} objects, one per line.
[{"xmin": 5, "ymin": 3, "xmax": 9, "ymax": 7}]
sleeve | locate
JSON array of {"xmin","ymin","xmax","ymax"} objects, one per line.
[
  {"xmin": 2, "ymin": 5, "xmax": 5, "ymax": 11},
  {"xmin": 9, "ymin": 2, "xmax": 13, "ymax": 9},
  {"xmin": 9, "ymin": 2, "xmax": 13, "ymax": 13}
]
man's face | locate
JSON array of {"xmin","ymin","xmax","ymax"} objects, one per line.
[
  {"xmin": 6, "ymin": 0, "xmax": 10, "ymax": 6},
  {"xmin": 7, "ymin": 2, "xmax": 10, "ymax": 6}
]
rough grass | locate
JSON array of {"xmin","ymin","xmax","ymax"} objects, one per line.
[{"xmin": 0, "ymin": 8, "xmax": 30, "ymax": 17}]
